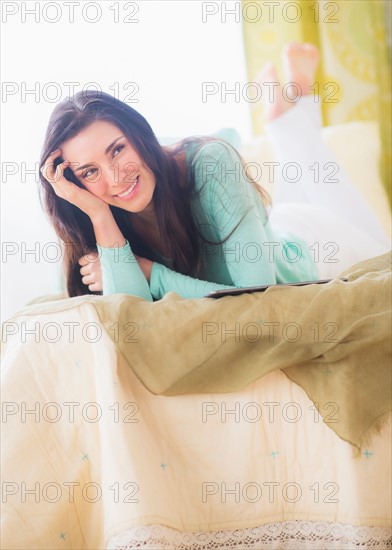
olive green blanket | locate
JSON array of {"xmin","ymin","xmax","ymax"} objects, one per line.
[{"xmin": 5, "ymin": 252, "xmax": 392, "ymax": 450}]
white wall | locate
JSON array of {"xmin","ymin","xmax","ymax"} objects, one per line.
[{"xmin": 1, "ymin": 0, "xmax": 254, "ymax": 321}]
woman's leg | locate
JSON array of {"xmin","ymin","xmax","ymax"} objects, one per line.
[
  {"xmin": 258, "ymin": 44, "xmax": 390, "ymax": 247},
  {"xmin": 269, "ymin": 203, "xmax": 390, "ymax": 279},
  {"xmin": 282, "ymin": 43, "xmax": 323, "ymax": 131}
]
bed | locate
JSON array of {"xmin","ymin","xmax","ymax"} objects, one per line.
[{"xmin": 1, "ymin": 123, "xmax": 391, "ymax": 549}]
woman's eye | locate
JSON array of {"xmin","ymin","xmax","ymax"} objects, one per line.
[
  {"xmin": 81, "ymin": 145, "xmax": 124, "ymax": 178},
  {"xmin": 82, "ymin": 168, "xmax": 96, "ymax": 179}
]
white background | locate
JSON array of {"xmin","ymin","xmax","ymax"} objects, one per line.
[{"xmin": 1, "ymin": 0, "xmax": 255, "ymax": 321}]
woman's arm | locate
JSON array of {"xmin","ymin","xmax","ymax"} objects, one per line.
[
  {"xmin": 149, "ymin": 141, "xmax": 277, "ymax": 299},
  {"xmin": 41, "ymin": 150, "xmax": 154, "ymax": 301},
  {"xmin": 149, "ymin": 262, "xmax": 238, "ymax": 299},
  {"xmin": 88, "ymin": 141, "xmax": 272, "ymax": 300},
  {"xmin": 92, "ymin": 141, "xmax": 283, "ymax": 301},
  {"xmin": 91, "ymin": 212, "xmax": 154, "ymax": 301},
  {"xmin": 91, "ymin": 209, "xmax": 127, "ymax": 248}
]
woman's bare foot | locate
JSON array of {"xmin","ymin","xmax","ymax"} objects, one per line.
[
  {"xmin": 282, "ymin": 42, "xmax": 320, "ymax": 97},
  {"xmin": 256, "ymin": 63, "xmax": 291, "ymax": 123}
]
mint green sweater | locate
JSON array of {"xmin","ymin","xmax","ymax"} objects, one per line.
[{"xmin": 97, "ymin": 140, "xmax": 318, "ymax": 300}]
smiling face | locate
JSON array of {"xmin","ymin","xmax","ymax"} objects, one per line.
[{"xmin": 61, "ymin": 119, "xmax": 156, "ymax": 214}]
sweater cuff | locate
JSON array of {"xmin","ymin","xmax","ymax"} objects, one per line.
[{"xmin": 96, "ymin": 240, "xmax": 138, "ymax": 264}]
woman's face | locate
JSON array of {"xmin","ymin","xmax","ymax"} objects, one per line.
[{"xmin": 61, "ymin": 120, "xmax": 156, "ymax": 214}]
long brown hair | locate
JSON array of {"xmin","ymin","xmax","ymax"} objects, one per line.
[{"xmin": 38, "ymin": 90, "xmax": 271, "ymax": 297}]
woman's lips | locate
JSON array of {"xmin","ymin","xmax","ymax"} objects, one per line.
[{"xmin": 114, "ymin": 176, "xmax": 140, "ymax": 201}]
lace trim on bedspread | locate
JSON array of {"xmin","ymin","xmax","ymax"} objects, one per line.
[{"xmin": 107, "ymin": 520, "xmax": 392, "ymax": 549}]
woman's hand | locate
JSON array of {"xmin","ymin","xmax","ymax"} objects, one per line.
[
  {"xmin": 78, "ymin": 253, "xmax": 153, "ymax": 292},
  {"xmin": 78, "ymin": 252, "xmax": 103, "ymax": 292},
  {"xmin": 41, "ymin": 149, "xmax": 110, "ymax": 220}
]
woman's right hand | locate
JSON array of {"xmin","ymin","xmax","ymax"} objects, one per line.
[
  {"xmin": 78, "ymin": 251, "xmax": 103, "ymax": 292},
  {"xmin": 41, "ymin": 149, "xmax": 110, "ymax": 220}
]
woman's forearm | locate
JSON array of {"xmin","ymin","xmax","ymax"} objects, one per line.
[
  {"xmin": 90, "ymin": 210, "xmax": 153, "ymax": 300},
  {"xmin": 90, "ymin": 209, "xmax": 126, "ymax": 249}
]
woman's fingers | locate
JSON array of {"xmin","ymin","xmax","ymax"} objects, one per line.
[
  {"xmin": 81, "ymin": 273, "xmax": 101, "ymax": 289},
  {"xmin": 41, "ymin": 149, "xmax": 110, "ymax": 219},
  {"xmin": 79, "ymin": 264, "xmax": 92, "ymax": 276},
  {"xmin": 41, "ymin": 149, "xmax": 86, "ymax": 204},
  {"xmin": 78, "ymin": 257, "xmax": 89, "ymax": 267},
  {"xmin": 78, "ymin": 252, "xmax": 102, "ymax": 291},
  {"xmin": 87, "ymin": 282, "xmax": 102, "ymax": 292},
  {"xmin": 81, "ymin": 272, "xmax": 102, "ymax": 292},
  {"xmin": 40, "ymin": 149, "xmax": 62, "ymax": 182},
  {"xmin": 81, "ymin": 273, "xmax": 95, "ymax": 285},
  {"xmin": 78, "ymin": 252, "xmax": 99, "ymax": 267},
  {"xmin": 81, "ymin": 270, "xmax": 102, "ymax": 291},
  {"xmin": 41, "ymin": 149, "xmax": 73, "ymax": 199},
  {"xmin": 54, "ymin": 159, "xmax": 70, "ymax": 186},
  {"xmin": 79, "ymin": 258, "xmax": 100, "ymax": 277}
]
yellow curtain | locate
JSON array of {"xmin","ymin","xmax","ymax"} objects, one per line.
[{"xmin": 241, "ymin": 0, "xmax": 391, "ymax": 204}]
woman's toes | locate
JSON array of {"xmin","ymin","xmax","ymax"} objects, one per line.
[
  {"xmin": 255, "ymin": 63, "xmax": 291, "ymax": 122},
  {"xmin": 282, "ymin": 42, "xmax": 320, "ymax": 96}
]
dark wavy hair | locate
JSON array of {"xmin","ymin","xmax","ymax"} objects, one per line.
[{"xmin": 38, "ymin": 90, "xmax": 271, "ymax": 297}]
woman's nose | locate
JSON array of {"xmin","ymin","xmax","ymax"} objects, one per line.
[
  {"xmin": 101, "ymin": 163, "xmax": 139, "ymax": 187},
  {"xmin": 100, "ymin": 165, "xmax": 121, "ymax": 188}
]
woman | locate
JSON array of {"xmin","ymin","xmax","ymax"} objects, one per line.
[{"xmin": 39, "ymin": 44, "xmax": 389, "ymax": 301}]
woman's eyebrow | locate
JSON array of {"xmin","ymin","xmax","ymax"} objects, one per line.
[{"xmin": 74, "ymin": 135, "xmax": 125, "ymax": 172}]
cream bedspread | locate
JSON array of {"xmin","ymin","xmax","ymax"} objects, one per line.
[{"xmin": 1, "ymin": 253, "xmax": 391, "ymax": 549}]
